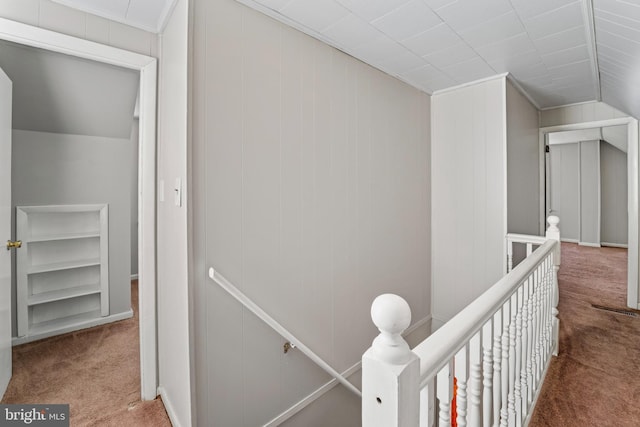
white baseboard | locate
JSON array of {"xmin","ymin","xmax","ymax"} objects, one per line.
[
  {"xmin": 561, "ymin": 238, "xmax": 579, "ymax": 243},
  {"xmin": 430, "ymin": 316, "xmax": 447, "ymax": 332},
  {"xmin": 578, "ymin": 242, "xmax": 601, "ymax": 247},
  {"xmin": 158, "ymin": 386, "xmax": 182, "ymax": 427},
  {"xmin": 12, "ymin": 309, "xmax": 134, "ymax": 346},
  {"xmin": 601, "ymin": 242, "xmax": 628, "ymax": 248},
  {"xmin": 131, "ymin": 274, "xmax": 139, "ymax": 280}
]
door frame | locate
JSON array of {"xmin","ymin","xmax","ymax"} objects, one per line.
[
  {"xmin": 0, "ymin": 18, "xmax": 158, "ymax": 400},
  {"xmin": 539, "ymin": 117, "xmax": 639, "ymax": 309}
]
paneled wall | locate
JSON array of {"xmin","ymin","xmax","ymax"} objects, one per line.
[
  {"xmin": 191, "ymin": 0, "xmax": 431, "ymax": 425},
  {"xmin": 540, "ymin": 101, "xmax": 627, "ymax": 127},
  {"xmin": 506, "ymin": 79, "xmax": 540, "ymax": 236},
  {"xmin": 156, "ymin": 0, "xmax": 190, "ymax": 425},
  {"xmin": 431, "ymin": 77, "xmax": 506, "ymax": 326},
  {"xmin": 0, "ymin": 0, "xmax": 157, "ymax": 57},
  {"xmin": 601, "ymin": 141, "xmax": 628, "ymax": 246}
]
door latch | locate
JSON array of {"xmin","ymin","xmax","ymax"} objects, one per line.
[{"xmin": 6, "ymin": 240, "xmax": 22, "ymax": 250}]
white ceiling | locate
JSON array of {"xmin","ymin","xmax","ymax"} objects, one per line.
[
  {"xmin": 51, "ymin": 0, "xmax": 177, "ymax": 33},
  {"xmin": 60, "ymin": 0, "xmax": 640, "ymax": 119},
  {"xmin": 0, "ymin": 40, "xmax": 139, "ymax": 138}
]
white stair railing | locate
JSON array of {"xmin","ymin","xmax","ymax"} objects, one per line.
[{"xmin": 362, "ymin": 216, "xmax": 560, "ymax": 427}]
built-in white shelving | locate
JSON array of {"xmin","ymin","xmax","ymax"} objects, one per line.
[{"xmin": 16, "ymin": 204, "xmax": 109, "ymax": 340}]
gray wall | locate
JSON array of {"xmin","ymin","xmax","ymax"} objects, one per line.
[
  {"xmin": 191, "ymin": 0, "xmax": 431, "ymax": 425},
  {"xmin": 11, "ymin": 130, "xmax": 134, "ymax": 337},
  {"xmin": 601, "ymin": 141, "xmax": 628, "ymax": 245},
  {"xmin": 432, "ymin": 77, "xmax": 506, "ymax": 326},
  {"xmin": 549, "ymin": 139, "xmax": 627, "ymax": 246},
  {"xmin": 549, "ymin": 143, "xmax": 581, "ymax": 241},
  {"xmin": 580, "ymin": 140, "xmax": 600, "ymax": 246}
]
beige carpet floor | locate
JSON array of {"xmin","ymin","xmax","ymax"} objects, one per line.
[
  {"xmin": 1, "ymin": 281, "xmax": 172, "ymax": 426},
  {"xmin": 529, "ymin": 243, "xmax": 640, "ymax": 427}
]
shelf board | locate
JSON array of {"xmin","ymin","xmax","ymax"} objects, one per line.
[
  {"xmin": 27, "ymin": 231, "xmax": 100, "ymax": 243},
  {"xmin": 28, "ymin": 284, "xmax": 101, "ymax": 306},
  {"xmin": 28, "ymin": 258, "xmax": 101, "ymax": 274},
  {"xmin": 28, "ymin": 309, "xmax": 103, "ymax": 336}
]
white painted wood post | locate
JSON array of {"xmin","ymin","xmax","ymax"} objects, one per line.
[
  {"xmin": 545, "ymin": 215, "xmax": 560, "ymax": 356},
  {"xmin": 363, "ymin": 294, "xmax": 420, "ymax": 427}
]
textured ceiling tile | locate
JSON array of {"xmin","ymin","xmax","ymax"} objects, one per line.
[
  {"xmin": 423, "ymin": 41, "xmax": 478, "ymax": 69},
  {"xmin": 435, "ymin": 0, "xmax": 513, "ymax": 32},
  {"xmin": 401, "ymin": 23, "xmax": 460, "ymax": 57},
  {"xmin": 400, "ymin": 64, "xmax": 457, "ymax": 91},
  {"xmin": 541, "ymin": 44, "xmax": 589, "ymax": 69},
  {"xmin": 475, "ymin": 32, "xmax": 538, "ymax": 61},
  {"xmin": 531, "ymin": 26, "xmax": 587, "ymax": 55},
  {"xmin": 423, "ymin": 0, "xmax": 457, "ymax": 10},
  {"xmin": 371, "ymin": 0, "xmax": 441, "ymax": 40},
  {"xmin": 323, "ymin": 13, "xmax": 383, "ymax": 49},
  {"xmin": 458, "ymin": 11, "xmax": 525, "ymax": 48},
  {"xmin": 597, "ymin": 30, "xmax": 640, "ymax": 56},
  {"xmin": 441, "ymin": 56, "xmax": 496, "ymax": 83},
  {"xmin": 593, "ymin": 0, "xmax": 640, "ymax": 24},
  {"xmin": 336, "ymin": 0, "xmax": 409, "ymax": 22},
  {"xmin": 595, "ymin": 16, "xmax": 640, "ymax": 45},
  {"xmin": 280, "ymin": 0, "xmax": 349, "ymax": 32},
  {"xmin": 522, "ymin": 1, "xmax": 584, "ymax": 40},
  {"xmin": 376, "ymin": 50, "xmax": 428, "ymax": 75},
  {"xmin": 510, "ymin": 0, "xmax": 576, "ymax": 19}
]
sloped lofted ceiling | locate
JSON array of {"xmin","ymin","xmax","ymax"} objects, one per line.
[
  {"xmin": 61, "ymin": 0, "xmax": 640, "ymax": 119},
  {"xmin": 0, "ymin": 40, "xmax": 139, "ymax": 139}
]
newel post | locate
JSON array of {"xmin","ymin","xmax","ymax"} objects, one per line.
[
  {"xmin": 362, "ymin": 294, "xmax": 420, "ymax": 427},
  {"xmin": 545, "ymin": 215, "xmax": 561, "ymax": 356}
]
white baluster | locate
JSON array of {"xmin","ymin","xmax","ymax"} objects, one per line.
[
  {"xmin": 437, "ymin": 362, "xmax": 453, "ymax": 427},
  {"xmin": 455, "ymin": 345, "xmax": 469, "ymax": 427},
  {"xmin": 492, "ymin": 310, "xmax": 503, "ymax": 427},
  {"xmin": 526, "ymin": 275, "xmax": 535, "ymax": 407},
  {"xmin": 526, "ymin": 243, "xmax": 532, "ymax": 257},
  {"xmin": 514, "ymin": 287, "xmax": 524, "ymax": 427},
  {"xmin": 362, "ymin": 294, "xmax": 420, "ymax": 427},
  {"xmin": 500, "ymin": 303, "xmax": 510, "ymax": 427},
  {"xmin": 482, "ymin": 321, "xmax": 494, "ymax": 427},
  {"xmin": 519, "ymin": 278, "xmax": 530, "ymax": 417},
  {"xmin": 468, "ymin": 334, "xmax": 482, "ymax": 427},
  {"xmin": 420, "ymin": 380, "xmax": 435, "ymax": 427},
  {"xmin": 546, "ymin": 216, "xmax": 561, "ymax": 356},
  {"xmin": 507, "ymin": 294, "xmax": 517, "ymax": 426}
]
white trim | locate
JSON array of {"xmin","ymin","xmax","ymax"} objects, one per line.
[
  {"xmin": 506, "ymin": 74, "xmax": 541, "ymax": 110},
  {"xmin": 502, "ymin": 77, "xmax": 509, "ymax": 275},
  {"xmin": 561, "ymin": 238, "xmax": 580, "ymax": 243},
  {"xmin": 158, "ymin": 386, "xmax": 182, "ymax": 427},
  {"xmin": 432, "ymin": 73, "xmax": 509, "ymax": 97},
  {"xmin": 131, "ymin": 274, "xmax": 139, "ymax": 280},
  {"xmin": 539, "ymin": 100, "xmax": 600, "ymax": 111},
  {"xmin": 11, "ymin": 309, "xmax": 133, "ymax": 346},
  {"xmin": 601, "ymin": 242, "xmax": 628, "ymax": 248},
  {"xmin": 539, "ymin": 116, "xmax": 639, "ymax": 310},
  {"xmin": 581, "ymin": 0, "xmax": 602, "ymax": 102},
  {"xmin": 0, "ymin": 18, "xmax": 158, "ymax": 400},
  {"xmin": 578, "ymin": 242, "xmax": 601, "ymax": 248}
]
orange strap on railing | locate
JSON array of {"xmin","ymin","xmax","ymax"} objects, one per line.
[{"xmin": 451, "ymin": 377, "xmax": 457, "ymax": 427}]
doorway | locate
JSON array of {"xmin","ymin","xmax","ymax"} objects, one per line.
[
  {"xmin": 539, "ymin": 117, "xmax": 639, "ymax": 309},
  {"xmin": 0, "ymin": 18, "xmax": 158, "ymax": 400}
]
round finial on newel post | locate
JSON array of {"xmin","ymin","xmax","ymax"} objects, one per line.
[
  {"xmin": 547, "ymin": 215, "xmax": 559, "ymax": 232},
  {"xmin": 370, "ymin": 294, "xmax": 412, "ymax": 365}
]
